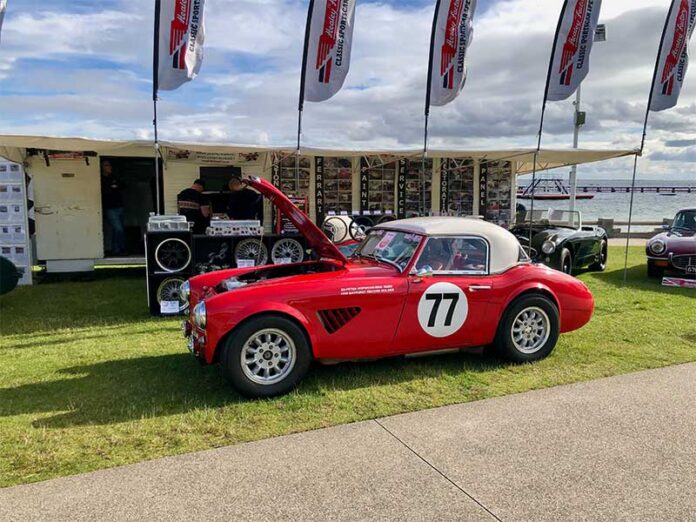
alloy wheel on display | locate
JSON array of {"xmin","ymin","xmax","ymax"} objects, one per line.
[{"xmin": 155, "ymin": 238, "xmax": 192, "ymax": 272}]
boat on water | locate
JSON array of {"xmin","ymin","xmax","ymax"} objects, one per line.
[{"xmin": 517, "ymin": 177, "xmax": 595, "ymax": 200}]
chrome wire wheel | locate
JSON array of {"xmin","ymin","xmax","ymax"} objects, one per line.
[
  {"xmin": 240, "ymin": 328, "xmax": 297, "ymax": 385},
  {"xmin": 271, "ymin": 238, "xmax": 304, "ymax": 264},
  {"xmin": 511, "ymin": 307, "xmax": 551, "ymax": 354},
  {"xmin": 156, "ymin": 277, "xmax": 188, "ymax": 312},
  {"xmin": 235, "ymin": 239, "xmax": 268, "ymax": 266}
]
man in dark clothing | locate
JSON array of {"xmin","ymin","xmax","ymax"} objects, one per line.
[
  {"xmin": 226, "ymin": 176, "xmax": 263, "ymax": 223},
  {"xmin": 101, "ymin": 160, "xmax": 126, "ymax": 255},
  {"xmin": 177, "ymin": 179, "xmax": 211, "ymax": 234}
]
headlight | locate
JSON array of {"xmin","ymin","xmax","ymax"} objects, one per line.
[
  {"xmin": 541, "ymin": 240, "xmax": 556, "ymax": 255},
  {"xmin": 193, "ymin": 302, "xmax": 207, "ymax": 329},
  {"xmin": 649, "ymin": 240, "xmax": 666, "ymax": 255},
  {"xmin": 180, "ymin": 280, "xmax": 190, "ymax": 302}
]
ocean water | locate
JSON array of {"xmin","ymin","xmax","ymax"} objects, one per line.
[{"xmin": 518, "ymin": 179, "xmax": 695, "ymax": 229}]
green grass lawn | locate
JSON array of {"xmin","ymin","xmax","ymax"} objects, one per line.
[{"xmin": 1, "ymin": 246, "xmax": 694, "ymax": 487}]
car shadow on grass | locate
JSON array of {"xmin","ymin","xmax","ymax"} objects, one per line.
[
  {"xmin": 589, "ymin": 264, "xmax": 695, "ymax": 296},
  {"xmin": 0, "ymin": 351, "xmax": 509, "ymax": 429}
]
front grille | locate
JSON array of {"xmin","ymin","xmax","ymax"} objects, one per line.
[
  {"xmin": 672, "ymin": 255, "xmax": 696, "ymax": 272},
  {"xmin": 318, "ymin": 307, "xmax": 361, "ymax": 334}
]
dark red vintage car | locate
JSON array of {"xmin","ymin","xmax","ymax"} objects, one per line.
[
  {"xmin": 182, "ymin": 178, "xmax": 594, "ymax": 398},
  {"xmin": 645, "ymin": 208, "xmax": 696, "ymax": 278}
]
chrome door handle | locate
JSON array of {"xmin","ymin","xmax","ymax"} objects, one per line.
[{"xmin": 468, "ymin": 285, "xmax": 492, "ymax": 292}]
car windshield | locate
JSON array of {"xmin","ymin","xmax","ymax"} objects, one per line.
[
  {"xmin": 522, "ymin": 209, "xmax": 581, "ymax": 229},
  {"xmin": 354, "ymin": 229, "xmax": 422, "ymax": 271},
  {"xmin": 672, "ymin": 210, "xmax": 696, "ymax": 231}
]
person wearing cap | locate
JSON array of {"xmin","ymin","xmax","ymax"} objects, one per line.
[
  {"xmin": 226, "ymin": 175, "xmax": 263, "ymax": 223},
  {"xmin": 177, "ymin": 179, "xmax": 211, "ymax": 234}
]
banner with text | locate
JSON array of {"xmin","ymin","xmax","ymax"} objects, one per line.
[
  {"xmin": 649, "ymin": 0, "xmax": 696, "ymax": 112},
  {"xmin": 428, "ymin": 0, "xmax": 478, "ymax": 107},
  {"xmin": 302, "ymin": 0, "xmax": 357, "ymax": 103},
  {"xmin": 156, "ymin": 0, "xmax": 206, "ymax": 92},
  {"xmin": 546, "ymin": 0, "xmax": 602, "ymax": 102}
]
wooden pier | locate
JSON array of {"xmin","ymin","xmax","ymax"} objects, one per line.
[{"xmin": 576, "ymin": 185, "xmax": 695, "ymax": 194}]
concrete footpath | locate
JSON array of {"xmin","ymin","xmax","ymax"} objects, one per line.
[{"xmin": 2, "ymin": 364, "xmax": 695, "ymax": 521}]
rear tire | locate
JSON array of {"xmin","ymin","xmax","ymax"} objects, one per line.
[
  {"xmin": 494, "ymin": 295, "xmax": 560, "ymax": 363},
  {"xmin": 560, "ymin": 248, "xmax": 573, "ymax": 275},
  {"xmin": 221, "ymin": 315, "xmax": 311, "ymax": 398},
  {"xmin": 647, "ymin": 262, "xmax": 664, "ymax": 279},
  {"xmin": 589, "ymin": 240, "xmax": 608, "ymax": 271}
]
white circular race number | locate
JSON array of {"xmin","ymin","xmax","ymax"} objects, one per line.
[{"xmin": 417, "ymin": 282, "xmax": 468, "ymax": 338}]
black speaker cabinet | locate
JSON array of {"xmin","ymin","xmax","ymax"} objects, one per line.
[{"xmin": 145, "ymin": 230, "xmax": 193, "ymax": 316}]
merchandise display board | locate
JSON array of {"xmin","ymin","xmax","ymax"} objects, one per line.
[
  {"xmin": 401, "ymin": 158, "xmax": 433, "ymax": 218},
  {"xmin": 272, "ymin": 155, "xmax": 311, "ymax": 198},
  {"xmin": 0, "ymin": 161, "xmax": 32, "ymax": 286},
  {"xmin": 440, "ymin": 159, "xmax": 475, "ymax": 216},
  {"xmin": 319, "ymin": 157, "xmax": 353, "ymax": 215},
  {"xmin": 360, "ymin": 157, "xmax": 397, "ymax": 214},
  {"xmin": 275, "ymin": 196, "xmax": 309, "ymax": 235},
  {"xmin": 480, "ymin": 161, "xmax": 513, "ymax": 228}
]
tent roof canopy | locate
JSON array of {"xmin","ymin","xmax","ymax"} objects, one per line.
[{"xmin": 0, "ymin": 134, "xmax": 639, "ymax": 175}]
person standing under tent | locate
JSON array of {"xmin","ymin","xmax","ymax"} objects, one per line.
[
  {"xmin": 226, "ymin": 175, "xmax": 263, "ymax": 223},
  {"xmin": 177, "ymin": 179, "xmax": 211, "ymax": 234},
  {"xmin": 101, "ymin": 160, "xmax": 126, "ymax": 256}
]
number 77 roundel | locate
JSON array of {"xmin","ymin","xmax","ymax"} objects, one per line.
[{"xmin": 417, "ymin": 282, "xmax": 469, "ymax": 338}]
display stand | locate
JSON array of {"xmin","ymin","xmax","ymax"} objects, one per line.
[{"xmin": 0, "ymin": 161, "xmax": 32, "ymax": 286}]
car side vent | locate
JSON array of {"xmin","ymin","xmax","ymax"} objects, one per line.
[{"xmin": 318, "ymin": 307, "xmax": 361, "ymax": 334}]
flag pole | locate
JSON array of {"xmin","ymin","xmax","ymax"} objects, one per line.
[
  {"xmin": 297, "ymin": 0, "xmax": 315, "ymax": 196},
  {"xmin": 528, "ymin": 0, "xmax": 570, "ymax": 248},
  {"xmin": 623, "ymin": 0, "xmax": 675, "ymax": 283},
  {"xmin": 423, "ymin": 0, "xmax": 441, "ymax": 216},
  {"xmin": 152, "ymin": 0, "xmax": 162, "ymax": 216}
]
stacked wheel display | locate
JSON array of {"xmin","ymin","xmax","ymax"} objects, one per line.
[{"xmin": 145, "ymin": 231, "xmax": 194, "ymax": 316}]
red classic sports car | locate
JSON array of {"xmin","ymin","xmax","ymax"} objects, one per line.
[
  {"xmin": 645, "ymin": 208, "xmax": 696, "ymax": 278},
  {"xmin": 182, "ymin": 178, "xmax": 594, "ymax": 398}
]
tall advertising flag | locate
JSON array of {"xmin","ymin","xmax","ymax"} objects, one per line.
[
  {"xmin": 427, "ymin": 0, "xmax": 478, "ymax": 108},
  {"xmin": 546, "ymin": 0, "xmax": 602, "ymax": 102},
  {"xmin": 649, "ymin": 0, "xmax": 696, "ymax": 112},
  {"xmin": 155, "ymin": 0, "xmax": 206, "ymax": 92},
  {"xmin": 300, "ymin": 0, "xmax": 357, "ymax": 104},
  {"xmin": 0, "ymin": 0, "xmax": 7, "ymax": 44}
]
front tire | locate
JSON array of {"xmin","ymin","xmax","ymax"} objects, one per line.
[
  {"xmin": 221, "ymin": 315, "xmax": 311, "ymax": 398},
  {"xmin": 494, "ymin": 295, "xmax": 560, "ymax": 363},
  {"xmin": 589, "ymin": 239, "xmax": 608, "ymax": 271},
  {"xmin": 560, "ymin": 248, "xmax": 573, "ymax": 275}
]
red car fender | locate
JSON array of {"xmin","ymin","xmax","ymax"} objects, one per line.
[
  {"xmin": 203, "ymin": 300, "xmax": 316, "ymax": 364},
  {"xmin": 499, "ymin": 281, "xmax": 562, "ymax": 324}
]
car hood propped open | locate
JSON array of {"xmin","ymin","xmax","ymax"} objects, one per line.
[{"xmin": 245, "ymin": 176, "xmax": 348, "ymax": 264}]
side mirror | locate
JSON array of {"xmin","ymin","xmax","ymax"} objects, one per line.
[
  {"xmin": 414, "ymin": 266, "xmax": 434, "ymax": 278},
  {"xmin": 662, "ymin": 224, "xmax": 670, "ymax": 231}
]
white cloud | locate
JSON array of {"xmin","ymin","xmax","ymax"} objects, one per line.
[{"xmin": 0, "ymin": 0, "xmax": 694, "ymax": 179}]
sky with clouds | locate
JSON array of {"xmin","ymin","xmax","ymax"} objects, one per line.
[{"xmin": 0, "ymin": 0, "xmax": 695, "ymax": 179}]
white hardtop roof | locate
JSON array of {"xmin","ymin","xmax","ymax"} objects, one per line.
[
  {"xmin": 377, "ymin": 217, "xmax": 522, "ymax": 274},
  {"xmin": 0, "ymin": 134, "xmax": 638, "ymax": 175},
  {"xmin": 375, "ymin": 216, "xmax": 502, "ymax": 236}
]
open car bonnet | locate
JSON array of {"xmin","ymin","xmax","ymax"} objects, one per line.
[{"xmin": 245, "ymin": 176, "xmax": 348, "ymax": 264}]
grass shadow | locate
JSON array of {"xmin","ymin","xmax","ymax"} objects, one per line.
[
  {"xmin": 0, "ymin": 350, "xmax": 508, "ymax": 429},
  {"xmin": 590, "ymin": 264, "xmax": 696, "ymax": 296}
]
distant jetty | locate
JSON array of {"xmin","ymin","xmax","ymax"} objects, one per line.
[{"xmin": 518, "ymin": 178, "xmax": 695, "ymax": 199}]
